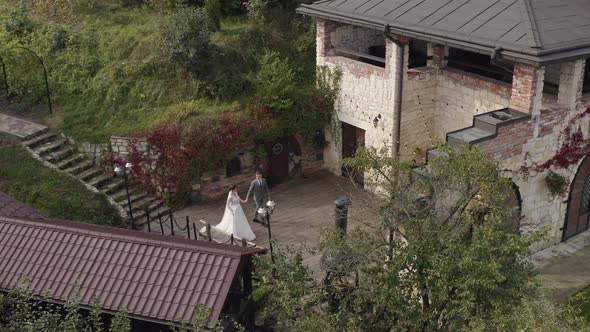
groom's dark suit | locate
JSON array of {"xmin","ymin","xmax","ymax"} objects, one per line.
[{"xmin": 246, "ymin": 178, "xmax": 271, "ymax": 219}]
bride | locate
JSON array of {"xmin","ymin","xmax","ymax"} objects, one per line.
[{"xmin": 212, "ymin": 184, "xmax": 256, "ymax": 241}]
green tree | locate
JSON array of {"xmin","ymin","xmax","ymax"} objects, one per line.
[
  {"xmin": 255, "ymin": 49, "xmax": 296, "ymax": 112},
  {"xmin": 0, "ymin": 280, "xmax": 131, "ymax": 332},
  {"xmin": 160, "ymin": 7, "xmax": 211, "ymax": 72},
  {"xmin": 256, "ymin": 146, "xmax": 587, "ymax": 331}
]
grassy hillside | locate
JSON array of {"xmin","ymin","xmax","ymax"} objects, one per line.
[
  {"xmin": 0, "ymin": 145, "xmax": 122, "ymax": 225},
  {"xmin": 0, "ymin": 0, "xmax": 315, "ymax": 142}
]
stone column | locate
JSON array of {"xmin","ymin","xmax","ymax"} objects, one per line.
[
  {"xmin": 558, "ymin": 59, "xmax": 586, "ymax": 110},
  {"xmin": 510, "ymin": 63, "xmax": 545, "ymax": 137},
  {"xmin": 316, "ymin": 19, "xmax": 339, "ymax": 59},
  {"xmin": 427, "ymin": 43, "xmax": 447, "ymax": 68},
  {"xmin": 510, "ymin": 63, "xmax": 545, "ymax": 115}
]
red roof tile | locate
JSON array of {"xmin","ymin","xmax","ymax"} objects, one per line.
[
  {"xmin": 0, "ymin": 192, "xmax": 44, "ymax": 219},
  {"xmin": 0, "ymin": 215, "xmax": 265, "ymax": 326}
]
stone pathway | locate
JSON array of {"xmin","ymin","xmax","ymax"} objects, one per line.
[
  {"xmin": 533, "ymin": 230, "xmax": 590, "ymax": 301},
  {"xmin": 0, "ymin": 113, "xmax": 47, "ymax": 139},
  {"xmin": 170, "ymin": 170, "xmax": 381, "ymax": 276}
]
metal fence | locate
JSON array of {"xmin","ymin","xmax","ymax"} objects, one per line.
[{"xmin": 144, "ymin": 207, "xmax": 258, "ymax": 248}]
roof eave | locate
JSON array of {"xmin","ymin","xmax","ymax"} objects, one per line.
[{"xmin": 297, "ymin": 4, "xmax": 590, "ymax": 66}]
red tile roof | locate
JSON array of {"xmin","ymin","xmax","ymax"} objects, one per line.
[
  {"xmin": 0, "ymin": 192, "xmax": 44, "ymax": 219},
  {"xmin": 0, "ymin": 215, "xmax": 265, "ymax": 326}
]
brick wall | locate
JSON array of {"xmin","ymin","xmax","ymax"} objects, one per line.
[
  {"xmin": 510, "ymin": 63, "xmax": 545, "ymax": 114},
  {"xmin": 477, "ymin": 103, "xmax": 590, "ymax": 249}
]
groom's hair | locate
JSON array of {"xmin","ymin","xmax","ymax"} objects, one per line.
[{"xmin": 255, "ymin": 170, "xmax": 262, "ymax": 176}]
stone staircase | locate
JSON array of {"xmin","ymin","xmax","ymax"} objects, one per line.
[
  {"xmin": 21, "ymin": 130, "xmax": 171, "ymax": 226},
  {"xmin": 422, "ymin": 108, "xmax": 530, "ymax": 167},
  {"xmin": 444, "ymin": 108, "xmax": 529, "ymax": 149}
]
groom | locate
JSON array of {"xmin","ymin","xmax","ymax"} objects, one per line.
[{"xmin": 243, "ymin": 171, "xmax": 271, "ymax": 223}]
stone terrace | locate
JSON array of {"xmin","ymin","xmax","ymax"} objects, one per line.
[{"xmin": 172, "ymin": 170, "xmax": 381, "ymax": 276}]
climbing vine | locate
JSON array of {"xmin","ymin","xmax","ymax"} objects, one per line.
[{"xmin": 510, "ymin": 107, "xmax": 590, "ymax": 195}]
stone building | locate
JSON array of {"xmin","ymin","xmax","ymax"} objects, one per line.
[{"xmin": 297, "ymin": 0, "xmax": 590, "ymax": 249}]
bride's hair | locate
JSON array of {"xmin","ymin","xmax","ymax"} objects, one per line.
[{"xmin": 229, "ymin": 184, "xmax": 237, "ymax": 191}]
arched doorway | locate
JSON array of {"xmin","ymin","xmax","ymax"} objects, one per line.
[
  {"xmin": 564, "ymin": 155, "xmax": 590, "ymax": 240},
  {"xmin": 500, "ymin": 182, "xmax": 522, "ymax": 233}
]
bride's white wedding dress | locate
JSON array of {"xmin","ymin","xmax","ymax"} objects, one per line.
[{"xmin": 212, "ymin": 191, "xmax": 256, "ymax": 241}]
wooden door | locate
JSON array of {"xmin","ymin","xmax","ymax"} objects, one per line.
[
  {"xmin": 565, "ymin": 155, "xmax": 590, "ymax": 240},
  {"xmin": 266, "ymin": 137, "xmax": 290, "ymax": 186}
]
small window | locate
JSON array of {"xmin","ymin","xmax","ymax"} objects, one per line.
[
  {"xmin": 225, "ymin": 157, "xmax": 241, "ymax": 178},
  {"xmin": 447, "ymin": 48, "xmax": 513, "ymax": 83},
  {"xmin": 408, "ymin": 40, "xmax": 427, "ymax": 68},
  {"xmin": 580, "ymin": 176, "xmax": 590, "ymax": 215}
]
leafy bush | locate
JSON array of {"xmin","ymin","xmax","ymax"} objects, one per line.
[
  {"xmin": 546, "ymin": 171, "xmax": 568, "ymax": 196},
  {"xmin": 2, "ymin": 1, "xmax": 33, "ymax": 37},
  {"xmin": 160, "ymin": 7, "xmax": 211, "ymax": 72},
  {"xmin": 203, "ymin": 0, "xmax": 222, "ymax": 30},
  {"xmin": 255, "ymin": 50, "xmax": 296, "ymax": 111},
  {"xmin": 246, "ymin": 0, "xmax": 270, "ymax": 25}
]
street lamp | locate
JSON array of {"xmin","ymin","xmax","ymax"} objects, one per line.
[
  {"xmin": 257, "ymin": 200, "xmax": 276, "ymax": 263},
  {"xmin": 114, "ymin": 162, "xmax": 135, "ymax": 229}
]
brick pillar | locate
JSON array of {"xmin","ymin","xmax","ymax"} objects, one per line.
[
  {"xmin": 316, "ymin": 19, "xmax": 339, "ymax": 58},
  {"xmin": 510, "ymin": 63, "xmax": 545, "ymax": 115},
  {"xmin": 427, "ymin": 43, "xmax": 447, "ymax": 68},
  {"xmin": 558, "ymin": 59, "xmax": 586, "ymax": 110}
]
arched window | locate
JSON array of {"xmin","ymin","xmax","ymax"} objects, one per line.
[
  {"xmin": 580, "ymin": 176, "xmax": 590, "ymax": 215},
  {"xmin": 225, "ymin": 157, "xmax": 241, "ymax": 178}
]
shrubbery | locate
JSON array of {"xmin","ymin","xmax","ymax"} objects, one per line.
[{"xmin": 160, "ymin": 7, "xmax": 212, "ymax": 72}]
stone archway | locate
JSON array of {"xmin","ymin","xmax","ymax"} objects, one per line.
[
  {"xmin": 564, "ymin": 154, "xmax": 590, "ymax": 240},
  {"xmin": 500, "ymin": 182, "xmax": 523, "ymax": 233}
]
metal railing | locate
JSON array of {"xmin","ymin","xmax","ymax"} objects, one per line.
[
  {"xmin": 330, "ymin": 46, "xmax": 386, "ymax": 67},
  {"xmin": 145, "ymin": 206, "xmax": 258, "ymax": 248}
]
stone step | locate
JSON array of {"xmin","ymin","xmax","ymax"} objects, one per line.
[
  {"xmin": 35, "ymin": 139, "xmax": 67, "ymax": 156},
  {"xmin": 56, "ymin": 154, "xmax": 87, "ymax": 170},
  {"xmin": 100, "ymin": 179, "xmax": 125, "ymax": 195},
  {"xmin": 87, "ymin": 173, "xmax": 115, "ymax": 189},
  {"xmin": 22, "ymin": 131, "xmax": 58, "ymax": 149},
  {"xmin": 77, "ymin": 168, "xmax": 103, "ymax": 182},
  {"xmin": 111, "ymin": 190, "xmax": 146, "ymax": 204},
  {"xmin": 146, "ymin": 200, "xmax": 164, "ymax": 213},
  {"xmin": 64, "ymin": 160, "xmax": 93, "ymax": 175},
  {"xmin": 447, "ymin": 127, "xmax": 494, "ymax": 146},
  {"xmin": 129, "ymin": 196, "xmax": 158, "ymax": 212},
  {"xmin": 44, "ymin": 147, "xmax": 76, "ymax": 164}
]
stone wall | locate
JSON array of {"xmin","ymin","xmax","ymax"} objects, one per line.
[
  {"xmin": 110, "ymin": 136, "xmax": 149, "ymax": 160},
  {"xmin": 108, "ymin": 135, "xmax": 323, "ymax": 201},
  {"xmin": 479, "ymin": 102, "xmax": 590, "ymax": 249},
  {"xmin": 318, "ymin": 20, "xmax": 401, "ymax": 171},
  {"xmin": 433, "ymin": 69, "xmax": 511, "ymax": 139}
]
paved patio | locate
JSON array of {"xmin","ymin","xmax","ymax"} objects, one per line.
[
  {"xmin": 0, "ymin": 113, "xmax": 47, "ymax": 140},
  {"xmin": 533, "ymin": 230, "xmax": 590, "ymax": 301},
  {"xmin": 173, "ymin": 170, "xmax": 381, "ymax": 275}
]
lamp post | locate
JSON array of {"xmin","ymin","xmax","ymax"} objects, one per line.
[
  {"xmin": 258, "ymin": 200, "xmax": 276, "ymax": 264},
  {"xmin": 114, "ymin": 162, "xmax": 135, "ymax": 229}
]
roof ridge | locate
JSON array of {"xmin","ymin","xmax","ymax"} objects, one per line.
[
  {"xmin": 519, "ymin": 0, "xmax": 542, "ymax": 48},
  {"xmin": 0, "ymin": 216, "xmax": 265, "ymax": 257}
]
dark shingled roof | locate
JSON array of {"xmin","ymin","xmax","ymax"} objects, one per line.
[
  {"xmin": 0, "ymin": 215, "xmax": 265, "ymax": 326},
  {"xmin": 0, "ymin": 192, "xmax": 44, "ymax": 219},
  {"xmin": 297, "ymin": 0, "xmax": 590, "ymax": 64}
]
